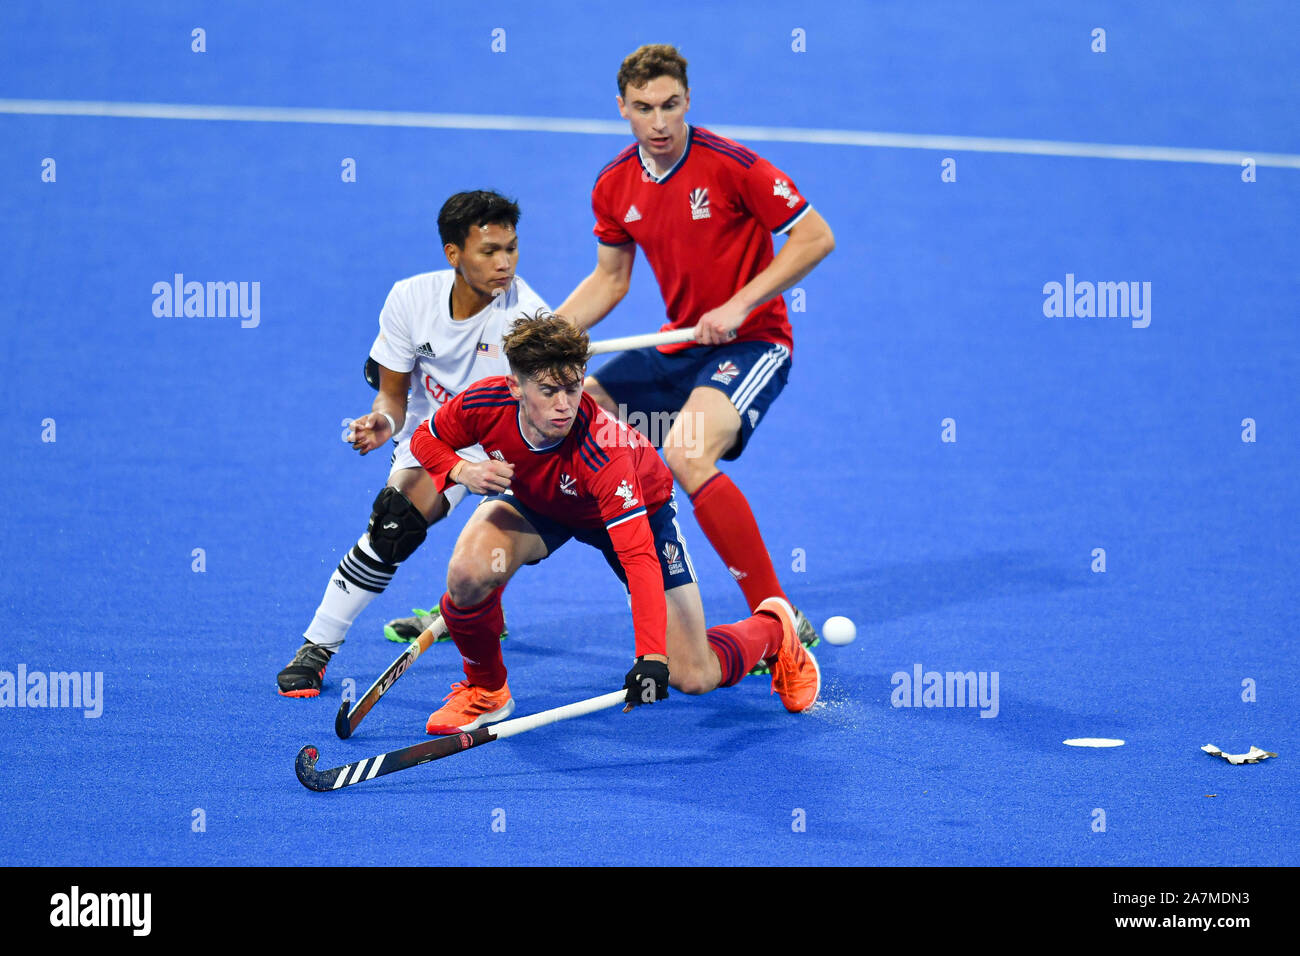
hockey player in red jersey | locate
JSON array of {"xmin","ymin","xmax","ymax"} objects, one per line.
[{"xmin": 409, "ymin": 313, "xmax": 820, "ymax": 731}]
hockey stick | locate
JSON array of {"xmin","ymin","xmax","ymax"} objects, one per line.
[
  {"xmin": 587, "ymin": 327, "xmax": 696, "ymax": 355},
  {"xmin": 299, "ymin": 689, "xmax": 626, "ymax": 791},
  {"xmin": 334, "ymin": 616, "xmax": 448, "ymax": 740}
]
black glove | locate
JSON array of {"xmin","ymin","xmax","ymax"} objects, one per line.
[{"xmin": 623, "ymin": 657, "xmax": 670, "ymax": 710}]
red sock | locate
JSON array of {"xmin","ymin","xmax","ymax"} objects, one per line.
[
  {"xmin": 707, "ymin": 614, "xmax": 783, "ymax": 687},
  {"xmin": 689, "ymin": 472, "xmax": 788, "ymax": 612},
  {"xmin": 439, "ymin": 588, "xmax": 507, "ymax": 690}
]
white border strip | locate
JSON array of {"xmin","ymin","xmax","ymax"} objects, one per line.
[{"xmin": 1, "ymin": 97, "xmax": 1296, "ymax": 169}]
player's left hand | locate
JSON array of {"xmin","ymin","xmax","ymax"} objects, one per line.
[
  {"xmin": 623, "ymin": 656, "xmax": 670, "ymax": 712},
  {"xmin": 694, "ymin": 301, "xmax": 746, "ymax": 346}
]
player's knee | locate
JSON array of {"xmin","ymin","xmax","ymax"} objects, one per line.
[
  {"xmin": 662, "ymin": 441, "xmax": 710, "ymax": 490},
  {"xmin": 583, "ymin": 376, "xmax": 618, "ymax": 415},
  {"xmin": 661, "ymin": 440, "xmax": 687, "ymax": 475},
  {"xmin": 671, "ymin": 663, "xmax": 717, "ymax": 696},
  {"xmin": 389, "ymin": 469, "xmax": 448, "ymax": 523},
  {"xmin": 445, "ymin": 556, "xmax": 503, "ymax": 608},
  {"xmin": 366, "ymin": 487, "xmax": 429, "ymax": 564},
  {"xmin": 670, "ymin": 658, "xmax": 722, "ymax": 697}
]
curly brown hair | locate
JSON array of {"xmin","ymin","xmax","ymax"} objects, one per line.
[
  {"xmin": 617, "ymin": 44, "xmax": 688, "ymax": 97},
  {"xmin": 502, "ymin": 311, "xmax": 589, "ymax": 388}
]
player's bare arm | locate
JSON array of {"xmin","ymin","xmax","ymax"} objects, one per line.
[
  {"xmin": 556, "ymin": 241, "xmax": 634, "ymax": 331},
  {"xmin": 348, "ymin": 364, "xmax": 409, "ymax": 454},
  {"xmin": 695, "ymin": 208, "xmax": 836, "ymax": 345}
]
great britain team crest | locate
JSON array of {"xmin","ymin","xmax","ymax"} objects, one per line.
[
  {"xmin": 711, "ymin": 360, "xmax": 741, "ymax": 385},
  {"xmin": 662, "ymin": 541, "xmax": 685, "ymax": 576},
  {"xmin": 689, "ymin": 188, "xmax": 711, "ymax": 220}
]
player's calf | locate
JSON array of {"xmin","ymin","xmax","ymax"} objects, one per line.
[
  {"xmin": 299, "ymin": 488, "xmax": 429, "ymax": 642},
  {"xmin": 286, "ymin": 485, "xmax": 439, "ymax": 696}
]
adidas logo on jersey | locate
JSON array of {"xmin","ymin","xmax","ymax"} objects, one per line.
[
  {"xmin": 624, "ymin": 205, "xmax": 642, "ymax": 223},
  {"xmin": 559, "ymin": 473, "xmax": 577, "ymax": 496},
  {"xmin": 711, "ymin": 360, "xmax": 741, "ymax": 385},
  {"xmin": 689, "ymin": 188, "xmax": 711, "ymax": 220},
  {"xmin": 773, "ymin": 178, "xmax": 801, "ymax": 209},
  {"xmin": 747, "ymin": 408, "xmax": 760, "ymax": 428},
  {"xmin": 415, "ymin": 341, "xmax": 436, "ymax": 358},
  {"xmin": 615, "ymin": 480, "xmax": 639, "ymax": 509},
  {"xmin": 490, "ymin": 450, "xmax": 506, "ymax": 461},
  {"xmin": 662, "ymin": 541, "xmax": 685, "ymax": 576}
]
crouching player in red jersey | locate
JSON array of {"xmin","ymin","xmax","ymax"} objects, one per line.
[{"xmin": 409, "ymin": 313, "xmax": 820, "ymax": 729}]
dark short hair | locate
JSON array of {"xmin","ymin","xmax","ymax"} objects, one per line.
[
  {"xmin": 437, "ymin": 191, "xmax": 520, "ymax": 249},
  {"xmin": 503, "ymin": 311, "xmax": 589, "ymax": 389},
  {"xmin": 617, "ymin": 44, "xmax": 688, "ymax": 97}
]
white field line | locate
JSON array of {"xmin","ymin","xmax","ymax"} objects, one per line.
[{"xmin": 1, "ymin": 97, "xmax": 1296, "ymax": 169}]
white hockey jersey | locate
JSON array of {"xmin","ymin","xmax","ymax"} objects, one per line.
[{"xmin": 368, "ymin": 270, "xmax": 550, "ymax": 442}]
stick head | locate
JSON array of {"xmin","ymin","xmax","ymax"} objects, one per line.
[
  {"xmin": 295, "ymin": 744, "xmax": 331, "ymax": 792},
  {"xmin": 334, "ymin": 700, "xmax": 352, "ymax": 739},
  {"xmin": 295, "ymin": 744, "xmax": 346, "ymax": 792}
]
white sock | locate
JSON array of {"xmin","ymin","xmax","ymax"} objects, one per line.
[{"xmin": 302, "ymin": 535, "xmax": 399, "ymax": 650}]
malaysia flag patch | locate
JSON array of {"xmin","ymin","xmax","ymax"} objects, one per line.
[
  {"xmin": 476, "ymin": 342, "xmax": 500, "ymax": 358},
  {"xmin": 711, "ymin": 360, "xmax": 741, "ymax": 385}
]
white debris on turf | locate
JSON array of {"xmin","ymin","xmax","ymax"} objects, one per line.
[
  {"xmin": 1063, "ymin": 738, "xmax": 1125, "ymax": 748},
  {"xmin": 805, "ymin": 677, "xmax": 862, "ymax": 729},
  {"xmin": 1201, "ymin": 744, "xmax": 1277, "ymax": 765}
]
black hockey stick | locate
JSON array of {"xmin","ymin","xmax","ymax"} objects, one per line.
[{"xmin": 298, "ymin": 690, "xmax": 626, "ymax": 791}]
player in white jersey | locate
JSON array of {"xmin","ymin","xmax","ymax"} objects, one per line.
[{"xmin": 278, "ymin": 191, "xmax": 549, "ymax": 697}]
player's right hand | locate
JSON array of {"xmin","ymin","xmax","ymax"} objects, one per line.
[
  {"xmin": 347, "ymin": 412, "xmax": 393, "ymax": 455},
  {"xmin": 623, "ymin": 657, "xmax": 670, "ymax": 712},
  {"xmin": 451, "ymin": 459, "xmax": 515, "ymax": 495}
]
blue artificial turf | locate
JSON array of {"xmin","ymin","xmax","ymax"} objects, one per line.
[{"xmin": 1, "ymin": 0, "xmax": 1296, "ymax": 866}]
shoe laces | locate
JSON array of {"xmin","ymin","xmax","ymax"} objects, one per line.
[
  {"xmin": 293, "ymin": 641, "xmax": 333, "ymax": 668},
  {"xmin": 441, "ymin": 680, "xmax": 476, "ymax": 704}
]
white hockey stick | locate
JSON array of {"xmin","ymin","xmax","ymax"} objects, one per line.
[{"xmin": 587, "ymin": 327, "xmax": 697, "ymax": 355}]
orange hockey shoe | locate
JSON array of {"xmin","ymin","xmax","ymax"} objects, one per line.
[
  {"xmin": 425, "ymin": 680, "xmax": 516, "ymax": 735},
  {"xmin": 757, "ymin": 597, "xmax": 821, "ymax": 713}
]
